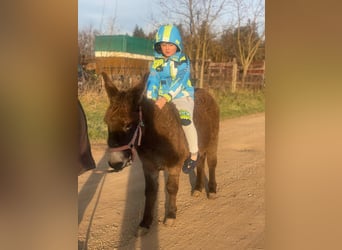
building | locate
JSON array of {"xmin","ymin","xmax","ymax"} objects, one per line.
[{"xmin": 94, "ymin": 35, "xmax": 154, "ymax": 78}]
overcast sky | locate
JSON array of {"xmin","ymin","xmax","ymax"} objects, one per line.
[{"xmin": 78, "ymin": 0, "xmax": 158, "ymax": 35}]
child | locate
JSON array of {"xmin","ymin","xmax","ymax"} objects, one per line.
[{"xmin": 146, "ymin": 24, "xmax": 198, "ymax": 174}]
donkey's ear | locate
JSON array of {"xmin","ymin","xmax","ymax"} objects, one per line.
[
  {"xmin": 132, "ymin": 73, "xmax": 148, "ymax": 104},
  {"xmin": 102, "ymin": 72, "xmax": 118, "ymax": 98}
]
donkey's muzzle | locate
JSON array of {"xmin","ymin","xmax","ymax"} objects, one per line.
[
  {"xmin": 107, "ymin": 150, "xmax": 132, "ymax": 172},
  {"xmin": 108, "ymin": 161, "xmax": 127, "ymax": 172}
]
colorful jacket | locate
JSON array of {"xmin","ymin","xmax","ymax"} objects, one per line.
[{"xmin": 146, "ymin": 25, "xmax": 194, "ymax": 102}]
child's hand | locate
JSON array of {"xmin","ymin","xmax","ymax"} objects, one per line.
[{"xmin": 155, "ymin": 97, "xmax": 167, "ymax": 109}]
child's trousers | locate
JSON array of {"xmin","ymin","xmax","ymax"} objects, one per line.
[{"xmin": 172, "ymin": 96, "xmax": 198, "ymax": 155}]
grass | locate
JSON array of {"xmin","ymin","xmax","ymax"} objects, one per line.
[
  {"xmin": 79, "ymin": 88, "xmax": 265, "ymax": 142},
  {"xmin": 216, "ymin": 89, "xmax": 265, "ymax": 119},
  {"xmin": 79, "ymin": 91, "xmax": 109, "ymax": 143}
]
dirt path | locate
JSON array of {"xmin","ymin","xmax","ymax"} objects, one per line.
[{"xmin": 78, "ymin": 113, "xmax": 265, "ymax": 250}]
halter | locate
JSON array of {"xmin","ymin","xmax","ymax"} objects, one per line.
[{"xmin": 108, "ymin": 106, "xmax": 144, "ymax": 159}]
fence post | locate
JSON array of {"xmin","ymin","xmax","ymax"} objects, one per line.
[
  {"xmin": 208, "ymin": 62, "xmax": 211, "ymax": 89},
  {"xmin": 231, "ymin": 58, "xmax": 237, "ymax": 93},
  {"xmin": 261, "ymin": 60, "xmax": 265, "ymax": 87}
]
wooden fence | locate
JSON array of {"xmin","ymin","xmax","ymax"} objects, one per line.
[
  {"xmin": 79, "ymin": 57, "xmax": 265, "ymax": 93},
  {"xmin": 203, "ymin": 59, "xmax": 265, "ymax": 91}
]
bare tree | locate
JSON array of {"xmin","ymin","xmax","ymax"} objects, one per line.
[
  {"xmin": 159, "ymin": 0, "xmax": 227, "ymax": 88},
  {"xmin": 198, "ymin": 0, "xmax": 227, "ymax": 88},
  {"xmin": 104, "ymin": 0, "xmax": 118, "ymax": 35},
  {"xmin": 78, "ymin": 25, "xmax": 100, "ymax": 64},
  {"xmin": 232, "ymin": 0, "xmax": 265, "ymax": 88}
]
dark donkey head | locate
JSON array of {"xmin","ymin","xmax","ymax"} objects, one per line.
[{"xmin": 102, "ymin": 72, "xmax": 146, "ymax": 171}]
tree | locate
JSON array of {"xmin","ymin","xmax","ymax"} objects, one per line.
[
  {"xmin": 218, "ymin": 27, "xmax": 236, "ymax": 61},
  {"xmin": 132, "ymin": 25, "xmax": 146, "ymax": 38},
  {"xmin": 159, "ymin": 0, "xmax": 227, "ymax": 88},
  {"xmin": 78, "ymin": 25, "xmax": 100, "ymax": 64},
  {"xmin": 232, "ymin": 0, "xmax": 265, "ymax": 87}
]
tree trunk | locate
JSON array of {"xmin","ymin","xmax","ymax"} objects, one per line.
[
  {"xmin": 241, "ymin": 64, "xmax": 248, "ymax": 88},
  {"xmin": 231, "ymin": 58, "xmax": 237, "ymax": 93},
  {"xmin": 199, "ymin": 27, "xmax": 208, "ymax": 89},
  {"xmin": 194, "ymin": 39, "xmax": 201, "ymax": 87}
]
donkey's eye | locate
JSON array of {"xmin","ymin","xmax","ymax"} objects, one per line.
[{"xmin": 124, "ymin": 123, "xmax": 133, "ymax": 132}]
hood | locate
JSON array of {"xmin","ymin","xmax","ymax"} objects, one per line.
[{"xmin": 154, "ymin": 25, "xmax": 183, "ymax": 56}]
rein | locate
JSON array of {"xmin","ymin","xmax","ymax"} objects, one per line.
[{"xmin": 108, "ymin": 106, "xmax": 144, "ymax": 159}]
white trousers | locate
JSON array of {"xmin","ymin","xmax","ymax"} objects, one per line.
[{"xmin": 172, "ymin": 96, "xmax": 199, "ymax": 154}]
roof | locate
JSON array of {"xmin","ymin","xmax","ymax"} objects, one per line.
[{"xmin": 94, "ymin": 35, "xmax": 154, "ymax": 58}]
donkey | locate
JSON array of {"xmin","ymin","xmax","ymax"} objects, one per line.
[
  {"xmin": 102, "ymin": 72, "xmax": 219, "ymax": 235},
  {"xmin": 78, "ymin": 99, "xmax": 96, "ymax": 175}
]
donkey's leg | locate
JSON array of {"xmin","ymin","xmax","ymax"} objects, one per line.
[
  {"xmin": 193, "ymin": 153, "xmax": 206, "ymax": 197},
  {"xmin": 164, "ymin": 167, "xmax": 180, "ymax": 225},
  {"xmin": 139, "ymin": 169, "xmax": 159, "ymax": 229},
  {"xmin": 207, "ymin": 149, "xmax": 218, "ymax": 199}
]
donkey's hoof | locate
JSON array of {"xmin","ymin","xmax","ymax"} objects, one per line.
[
  {"xmin": 164, "ymin": 218, "xmax": 175, "ymax": 227},
  {"xmin": 192, "ymin": 190, "xmax": 202, "ymax": 197},
  {"xmin": 208, "ymin": 192, "xmax": 218, "ymax": 199},
  {"xmin": 135, "ymin": 226, "xmax": 149, "ymax": 237}
]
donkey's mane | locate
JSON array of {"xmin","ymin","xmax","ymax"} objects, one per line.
[{"xmin": 141, "ymin": 96, "xmax": 180, "ymax": 121}]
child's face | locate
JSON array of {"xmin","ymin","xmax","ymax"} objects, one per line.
[{"xmin": 160, "ymin": 42, "xmax": 177, "ymax": 58}]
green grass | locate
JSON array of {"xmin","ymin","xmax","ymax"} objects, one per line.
[
  {"xmin": 80, "ymin": 88, "xmax": 265, "ymax": 142},
  {"xmin": 79, "ymin": 91, "xmax": 109, "ymax": 143},
  {"xmin": 216, "ymin": 89, "xmax": 265, "ymax": 119}
]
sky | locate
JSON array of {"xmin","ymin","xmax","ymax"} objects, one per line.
[
  {"xmin": 78, "ymin": 0, "xmax": 158, "ymax": 35},
  {"xmin": 78, "ymin": 0, "xmax": 265, "ymax": 36}
]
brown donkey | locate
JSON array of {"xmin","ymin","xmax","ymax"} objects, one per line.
[
  {"xmin": 78, "ymin": 99, "xmax": 96, "ymax": 175},
  {"xmin": 102, "ymin": 72, "xmax": 219, "ymax": 235}
]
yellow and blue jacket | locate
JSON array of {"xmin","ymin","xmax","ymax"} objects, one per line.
[{"xmin": 146, "ymin": 25, "xmax": 194, "ymax": 102}]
